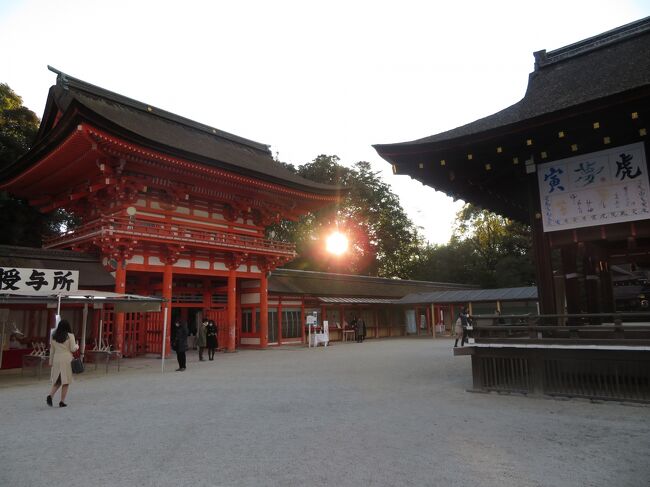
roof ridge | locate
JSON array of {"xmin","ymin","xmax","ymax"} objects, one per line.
[
  {"xmin": 533, "ymin": 16, "xmax": 650, "ymax": 70},
  {"xmin": 272, "ymin": 268, "xmax": 474, "ymax": 287},
  {"xmin": 47, "ymin": 66, "xmax": 272, "ymax": 154}
]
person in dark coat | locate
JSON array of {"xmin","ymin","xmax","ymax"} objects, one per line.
[
  {"xmin": 172, "ymin": 321, "xmax": 188, "ymax": 371},
  {"xmin": 206, "ymin": 319, "xmax": 218, "ymax": 360},
  {"xmin": 356, "ymin": 317, "xmax": 366, "ymax": 343}
]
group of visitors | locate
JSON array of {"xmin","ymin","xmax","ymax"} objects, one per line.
[
  {"xmin": 171, "ymin": 318, "xmax": 219, "ymax": 371},
  {"xmin": 43, "ymin": 315, "xmax": 220, "ymax": 408}
]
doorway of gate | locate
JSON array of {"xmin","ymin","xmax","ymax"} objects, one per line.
[
  {"xmin": 204, "ymin": 308, "xmax": 228, "ymax": 350},
  {"xmin": 171, "ymin": 308, "xmax": 203, "ymax": 350}
]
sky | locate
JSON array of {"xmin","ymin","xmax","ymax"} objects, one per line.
[{"xmin": 1, "ymin": 0, "xmax": 649, "ymax": 244}]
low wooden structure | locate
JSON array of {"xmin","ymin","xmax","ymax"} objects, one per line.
[
  {"xmin": 458, "ymin": 314, "xmax": 650, "ymax": 403},
  {"xmin": 397, "ymin": 286, "xmax": 538, "ymax": 335},
  {"xmin": 266, "ymin": 268, "xmax": 472, "ymax": 343}
]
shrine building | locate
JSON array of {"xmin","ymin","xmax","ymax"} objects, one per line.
[
  {"xmin": 0, "ymin": 69, "xmax": 341, "ymax": 355},
  {"xmin": 374, "ymin": 17, "xmax": 650, "ymax": 317},
  {"xmin": 374, "ymin": 18, "xmax": 650, "ymax": 402}
]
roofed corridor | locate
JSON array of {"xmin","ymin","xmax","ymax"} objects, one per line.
[{"xmin": 1, "ymin": 338, "xmax": 647, "ymax": 487}]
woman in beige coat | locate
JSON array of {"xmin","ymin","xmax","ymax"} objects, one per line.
[{"xmin": 46, "ymin": 319, "xmax": 79, "ymax": 408}]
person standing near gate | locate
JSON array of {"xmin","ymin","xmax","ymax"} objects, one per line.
[
  {"xmin": 206, "ymin": 319, "xmax": 218, "ymax": 360},
  {"xmin": 172, "ymin": 321, "xmax": 188, "ymax": 371},
  {"xmin": 197, "ymin": 318, "xmax": 207, "ymax": 361}
]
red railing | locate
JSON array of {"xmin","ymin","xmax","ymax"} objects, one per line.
[{"xmin": 43, "ymin": 216, "xmax": 296, "ymax": 256}]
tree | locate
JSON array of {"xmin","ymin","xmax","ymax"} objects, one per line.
[
  {"xmin": 0, "ymin": 84, "xmax": 79, "ymax": 246},
  {"xmin": 0, "ymin": 83, "xmax": 39, "ymax": 164},
  {"xmin": 409, "ymin": 204, "xmax": 535, "ymax": 288},
  {"xmin": 0, "ymin": 83, "xmax": 43, "ymax": 246},
  {"xmin": 271, "ymin": 155, "xmax": 423, "ymax": 278}
]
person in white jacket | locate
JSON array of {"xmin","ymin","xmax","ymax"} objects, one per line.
[{"xmin": 46, "ymin": 319, "xmax": 79, "ymax": 407}]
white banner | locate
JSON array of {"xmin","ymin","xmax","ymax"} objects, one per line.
[
  {"xmin": 538, "ymin": 142, "xmax": 650, "ymax": 232},
  {"xmin": 0, "ymin": 267, "xmax": 79, "ymax": 295}
]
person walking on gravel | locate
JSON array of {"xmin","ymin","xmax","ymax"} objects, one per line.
[{"xmin": 46, "ymin": 319, "xmax": 79, "ymax": 407}]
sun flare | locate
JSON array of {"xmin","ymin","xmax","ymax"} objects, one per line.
[{"xmin": 326, "ymin": 231, "xmax": 349, "ymax": 256}]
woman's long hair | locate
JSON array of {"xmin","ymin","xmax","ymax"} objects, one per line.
[{"xmin": 52, "ymin": 319, "xmax": 72, "ymax": 344}]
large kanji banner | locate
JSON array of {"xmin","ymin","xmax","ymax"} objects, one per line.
[
  {"xmin": 538, "ymin": 142, "xmax": 650, "ymax": 232},
  {"xmin": 0, "ymin": 268, "xmax": 79, "ymax": 295}
]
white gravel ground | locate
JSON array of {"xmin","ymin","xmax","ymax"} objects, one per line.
[{"xmin": 1, "ymin": 337, "xmax": 649, "ymax": 487}]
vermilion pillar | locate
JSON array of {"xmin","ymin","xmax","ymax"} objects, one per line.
[
  {"xmin": 227, "ymin": 266, "xmax": 237, "ymax": 352},
  {"xmin": 113, "ymin": 259, "xmax": 127, "ymax": 351},
  {"xmin": 162, "ymin": 263, "xmax": 173, "ymax": 356},
  {"xmin": 259, "ymin": 272, "xmax": 269, "ymax": 348}
]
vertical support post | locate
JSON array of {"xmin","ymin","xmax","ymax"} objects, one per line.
[
  {"xmin": 584, "ymin": 243, "xmax": 601, "ymax": 319},
  {"xmin": 202, "ymin": 278, "xmax": 211, "ymax": 319},
  {"xmin": 227, "ymin": 266, "xmax": 237, "ymax": 352},
  {"xmin": 374, "ymin": 308, "xmax": 378, "ymax": 339},
  {"xmin": 162, "ymin": 263, "xmax": 173, "ymax": 356},
  {"xmin": 528, "ymin": 171, "xmax": 557, "ymax": 314},
  {"xmin": 259, "ymin": 272, "xmax": 269, "ymax": 349},
  {"xmin": 81, "ymin": 303, "xmax": 88, "ymax": 360},
  {"xmin": 277, "ymin": 295, "xmax": 283, "ymax": 345},
  {"xmin": 561, "ymin": 245, "xmax": 581, "ymax": 315},
  {"xmin": 113, "ymin": 258, "xmax": 127, "ymax": 352},
  {"xmin": 300, "ymin": 300, "xmax": 305, "ymax": 344}
]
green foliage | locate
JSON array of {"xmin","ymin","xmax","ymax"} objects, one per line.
[
  {"xmin": 271, "ymin": 155, "xmax": 423, "ymax": 278},
  {"xmin": 0, "ymin": 83, "xmax": 46, "ymax": 246},
  {"xmin": 0, "ymin": 83, "xmax": 39, "ymax": 164},
  {"xmin": 409, "ymin": 204, "xmax": 535, "ymax": 288},
  {"xmin": 0, "ymin": 83, "xmax": 78, "ymax": 247}
]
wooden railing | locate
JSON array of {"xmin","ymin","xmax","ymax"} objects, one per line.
[
  {"xmin": 469, "ymin": 313, "xmax": 650, "ymax": 345},
  {"xmin": 43, "ymin": 216, "xmax": 296, "ymax": 256}
]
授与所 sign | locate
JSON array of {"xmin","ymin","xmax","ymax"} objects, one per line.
[
  {"xmin": 538, "ymin": 142, "xmax": 649, "ymax": 232},
  {"xmin": 0, "ymin": 268, "xmax": 79, "ymax": 295}
]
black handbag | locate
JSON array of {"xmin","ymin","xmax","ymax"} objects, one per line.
[{"xmin": 71, "ymin": 357, "xmax": 84, "ymax": 374}]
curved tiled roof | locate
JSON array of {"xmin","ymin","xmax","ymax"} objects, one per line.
[
  {"xmin": 375, "ymin": 16, "xmax": 650, "ymax": 153},
  {"xmin": 269, "ymin": 268, "xmax": 473, "ymax": 298},
  {"xmin": 1, "ymin": 69, "xmax": 341, "ymax": 196},
  {"xmin": 397, "ymin": 287, "xmax": 539, "ymax": 305}
]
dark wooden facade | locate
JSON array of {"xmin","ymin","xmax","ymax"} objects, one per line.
[{"xmin": 374, "ymin": 17, "xmax": 650, "ymax": 317}]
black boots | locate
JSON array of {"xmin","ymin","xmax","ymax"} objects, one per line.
[{"xmin": 46, "ymin": 395, "xmax": 53, "ymax": 407}]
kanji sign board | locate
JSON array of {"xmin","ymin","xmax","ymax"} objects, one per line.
[
  {"xmin": 538, "ymin": 142, "xmax": 650, "ymax": 232},
  {"xmin": 0, "ymin": 268, "xmax": 79, "ymax": 295}
]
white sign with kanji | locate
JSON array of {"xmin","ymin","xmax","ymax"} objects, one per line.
[
  {"xmin": 538, "ymin": 142, "xmax": 650, "ymax": 232},
  {"xmin": 0, "ymin": 267, "xmax": 79, "ymax": 295}
]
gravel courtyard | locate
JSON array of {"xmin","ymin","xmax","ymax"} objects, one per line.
[{"xmin": 1, "ymin": 337, "xmax": 648, "ymax": 487}]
